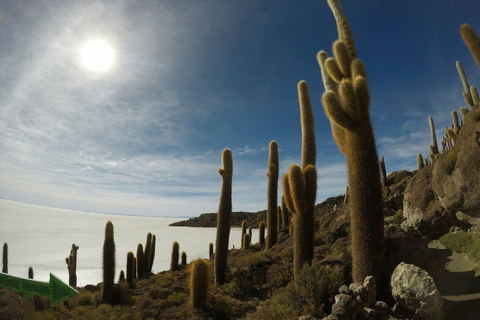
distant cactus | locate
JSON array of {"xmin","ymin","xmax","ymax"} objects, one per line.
[
  {"xmin": 380, "ymin": 157, "xmax": 387, "ymax": 191},
  {"xmin": 334, "ymin": 204, "xmax": 338, "ymax": 211},
  {"xmin": 144, "ymin": 233, "xmax": 152, "ymax": 274},
  {"xmin": 259, "ymin": 221, "xmax": 265, "ymax": 246},
  {"xmin": 119, "ymin": 270, "xmax": 125, "ymax": 282},
  {"xmin": 28, "ymin": 267, "xmax": 33, "ymax": 279},
  {"xmin": 65, "ymin": 244, "xmax": 79, "ymax": 287},
  {"xmin": 243, "ymin": 233, "xmax": 251, "ymax": 250},
  {"xmin": 150, "ymin": 234, "xmax": 156, "ymax": 272},
  {"xmin": 209, "ymin": 243, "xmax": 214, "ymax": 259},
  {"xmin": 281, "ymin": 195, "xmax": 290, "ymax": 231},
  {"xmin": 283, "ymin": 164, "xmax": 316, "ymax": 281},
  {"xmin": 136, "ymin": 244, "xmax": 144, "ymax": 279},
  {"xmin": 417, "ymin": 154, "xmax": 424, "ymax": 170},
  {"xmin": 171, "ymin": 241, "xmax": 180, "ymax": 272},
  {"xmin": 181, "ymin": 251, "xmax": 187, "ymax": 267},
  {"xmin": 460, "ymin": 24, "xmax": 480, "ymax": 69},
  {"xmin": 241, "ymin": 220, "xmax": 247, "ymax": 248},
  {"xmin": 102, "ymin": 221, "xmax": 115, "ymax": 304},
  {"xmin": 190, "ymin": 259, "xmax": 208, "ymax": 309},
  {"xmin": 429, "ymin": 116, "xmax": 439, "ymax": 155},
  {"xmin": 2, "ymin": 243, "xmax": 7, "ymax": 273},
  {"xmin": 214, "ymin": 148, "xmax": 233, "ymax": 285},
  {"xmin": 267, "ymin": 141, "xmax": 279, "ymax": 249},
  {"xmin": 126, "ymin": 252, "xmax": 134, "ymax": 285},
  {"xmin": 318, "ymin": 0, "xmax": 386, "ymax": 297}
]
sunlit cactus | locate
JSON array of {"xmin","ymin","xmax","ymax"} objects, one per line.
[
  {"xmin": 190, "ymin": 259, "xmax": 208, "ymax": 309},
  {"xmin": 429, "ymin": 116, "xmax": 439, "ymax": 155},
  {"xmin": 318, "ymin": 0, "xmax": 386, "ymax": 297},
  {"xmin": 460, "ymin": 24, "xmax": 480, "ymax": 69},
  {"xmin": 171, "ymin": 241, "xmax": 180, "ymax": 272},
  {"xmin": 214, "ymin": 149, "xmax": 233, "ymax": 285},
  {"xmin": 102, "ymin": 221, "xmax": 115, "ymax": 304},
  {"xmin": 417, "ymin": 153, "xmax": 424, "ymax": 170},
  {"xmin": 452, "ymin": 111, "xmax": 461, "ymax": 135},
  {"xmin": 267, "ymin": 141, "xmax": 279, "ymax": 249}
]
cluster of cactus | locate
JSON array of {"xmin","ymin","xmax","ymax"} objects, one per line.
[
  {"xmin": 266, "ymin": 141, "xmax": 279, "ymax": 249},
  {"xmin": 317, "ymin": 0, "xmax": 386, "ymax": 296},
  {"xmin": 65, "ymin": 244, "xmax": 79, "ymax": 287},
  {"xmin": 214, "ymin": 149, "xmax": 233, "ymax": 285},
  {"xmin": 102, "ymin": 221, "xmax": 115, "ymax": 304},
  {"xmin": 2, "ymin": 242, "xmax": 7, "ymax": 273},
  {"xmin": 190, "ymin": 259, "xmax": 208, "ymax": 309}
]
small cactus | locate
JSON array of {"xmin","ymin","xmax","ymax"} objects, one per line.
[
  {"xmin": 136, "ymin": 244, "xmax": 144, "ymax": 279},
  {"xmin": 171, "ymin": 241, "xmax": 180, "ymax": 272},
  {"xmin": 417, "ymin": 154, "xmax": 424, "ymax": 171},
  {"xmin": 259, "ymin": 221, "xmax": 265, "ymax": 246},
  {"xmin": 144, "ymin": 233, "xmax": 152, "ymax": 274},
  {"xmin": 209, "ymin": 243, "xmax": 214, "ymax": 259},
  {"xmin": 102, "ymin": 221, "xmax": 115, "ymax": 304},
  {"xmin": 66, "ymin": 244, "xmax": 79, "ymax": 287},
  {"xmin": 119, "ymin": 270, "xmax": 125, "ymax": 282},
  {"xmin": 243, "ymin": 233, "xmax": 251, "ymax": 250},
  {"xmin": 28, "ymin": 267, "xmax": 33, "ymax": 279},
  {"xmin": 214, "ymin": 149, "xmax": 233, "ymax": 285},
  {"xmin": 241, "ymin": 220, "xmax": 247, "ymax": 248},
  {"xmin": 344, "ymin": 185, "xmax": 349, "ymax": 205},
  {"xmin": 380, "ymin": 157, "xmax": 387, "ymax": 190},
  {"xmin": 429, "ymin": 116, "xmax": 439, "ymax": 155},
  {"xmin": 126, "ymin": 252, "xmax": 134, "ymax": 285},
  {"xmin": 181, "ymin": 251, "xmax": 187, "ymax": 267},
  {"xmin": 452, "ymin": 111, "xmax": 461, "ymax": 135},
  {"xmin": 2, "ymin": 243, "xmax": 7, "ymax": 274},
  {"xmin": 150, "ymin": 234, "xmax": 156, "ymax": 272},
  {"xmin": 190, "ymin": 259, "xmax": 208, "ymax": 309}
]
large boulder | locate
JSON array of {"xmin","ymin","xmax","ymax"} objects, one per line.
[
  {"xmin": 390, "ymin": 262, "xmax": 443, "ymax": 320},
  {"xmin": 432, "ymin": 107, "xmax": 480, "ymax": 217}
]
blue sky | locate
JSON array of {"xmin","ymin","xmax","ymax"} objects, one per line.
[{"xmin": 0, "ymin": 0, "xmax": 478, "ymax": 217}]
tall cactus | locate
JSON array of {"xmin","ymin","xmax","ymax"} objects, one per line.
[
  {"xmin": 283, "ymin": 164, "xmax": 316, "ymax": 281},
  {"xmin": 149, "ymin": 234, "xmax": 156, "ymax": 272},
  {"xmin": 267, "ymin": 140, "xmax": 279, "ymax": 249},
  {"xmin": 171, "ymin": 241, "xmax": 180, "ymax": 272},
  {"xmin": 215, "ymin": 149, "xmax": 233, "ymax": 285},
  {"xmin": 2, "ymin": 243, "xmax": 7, "ymax": 273},
  {"xmin": 66, "ymin": 244, "xmax": 79, "ymax": 287},
  {"xmin": 136, "ymin": 244, "xmax": 144, "ymax": 279},
  {"xmin": 417, "ymin": 154, "xmax": 424, "ymax": 171},
  {"xmin": 190, "ymin": 259, "xmax": 208, "ymax": 309},
  {"xmin": 298, "ymin": 81, "xmax": 316, "ymax": 169},
  {"xmin": 144, "ymin": 233, "xmax": 152, "ymax": 274},
  {"xmin": 102, "ymin": 221, "xmax": 115, "ymax": 304},
  {"xmin": 429, "ymin": 116, "xmax": 439, "ymax": 155},
  {"xmin": 126, "ymin": 252, "xmax": 134, "ymax": 285},
  {"xmin": 259, "ymin": 221, "xmax": 265, "ymax": 246},
  {"xmin": 460, "ymin": 24, "xmax": 480, "ymax": 69},
  {"xmin": 318, "ymin": 0, "xmax": 386, "ymax": 297},
  {"xmin": 456, "ymin": 61, "xmax": 475, "ymax": 107},
  {"xmin": 28, "ymin": 267, "xmax": 33, "ymax": 279}
]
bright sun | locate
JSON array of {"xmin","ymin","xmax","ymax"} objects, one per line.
[{"xmin": 81, "ymin": 40, "xmax": 114, "ymax": 72}]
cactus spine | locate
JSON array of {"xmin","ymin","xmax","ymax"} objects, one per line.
[
  {"xmin": 241, "ymin": 220, "xmax": 247, "ymax": 248},
  {"xmin": 126, "ymin": 252, "xmax": 134, "ymax": 285},
  {"xmin": 102, "ymin": 221, "xmax": 115, "ymax": 304},
  {"xmin": 2, "ymin": 243, "xmax": 7, "ymax": 273},
  {"xmin": 144, "ymin": 233, "xmax": 152, "ymax": 274},
  {"xmin": 460, "ymin": 24, "xmax": 480, "ymax": 69},
  {"xmin": 181, "ymin": 251, "xmax": 187, "ymax": 267},
  {"xmin": 283, "ymin": 164, "xmax": 316, "ymax": 281},
  {"xmin": 66, "ymin": 244, "xmax": 79, "ymax": 287},
  {"xmin": 28, "ymin": 267, "xmax": 33, "ymax": 279},
  {"xmin": 209, "ymin": 243, "xmax": 214, "ymax": 259},
  {"xmin": 259, "ymin": 221, "xmax": 265, "ymax": 246},
  {"xmin": 267, "ymin": 141, "xmax": 279, "ymax": 249},
  {"xmin": 136, "ymin": 244, "xmax": 144, "ymax": 279},
  {"xmin": 190, "ymin": 259, "xmax": 208, "ymax": 309},
  {"xmin": 171, "ymin": 241, "xmax": 180, "ymax": 271},
  {"xmin": 319, "ymin": 0, "xmax": 386, "ymax": 297}
]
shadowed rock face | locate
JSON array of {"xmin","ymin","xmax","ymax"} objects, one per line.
[{"xmin": 433, "ymin": 108, "xmax": 480, "ymax": 216}]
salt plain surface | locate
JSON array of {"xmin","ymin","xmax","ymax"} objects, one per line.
[{"xmin": 0, "ymin": 199, "xmax": 256, "ymax": 286}]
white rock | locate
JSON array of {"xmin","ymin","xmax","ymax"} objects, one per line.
[{"xmin": 391, "ymin": 262, "xmax": 443, "ymax": 320}]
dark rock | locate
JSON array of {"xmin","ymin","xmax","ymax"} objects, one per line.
[{"xmin": 84, "ymin": 284, "xmax": 100, "ymax": 293}]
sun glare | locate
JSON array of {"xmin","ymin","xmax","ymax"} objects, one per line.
[{"xmin": 81, "ymin": 40, "xmax": 114, "ymax": 72}]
